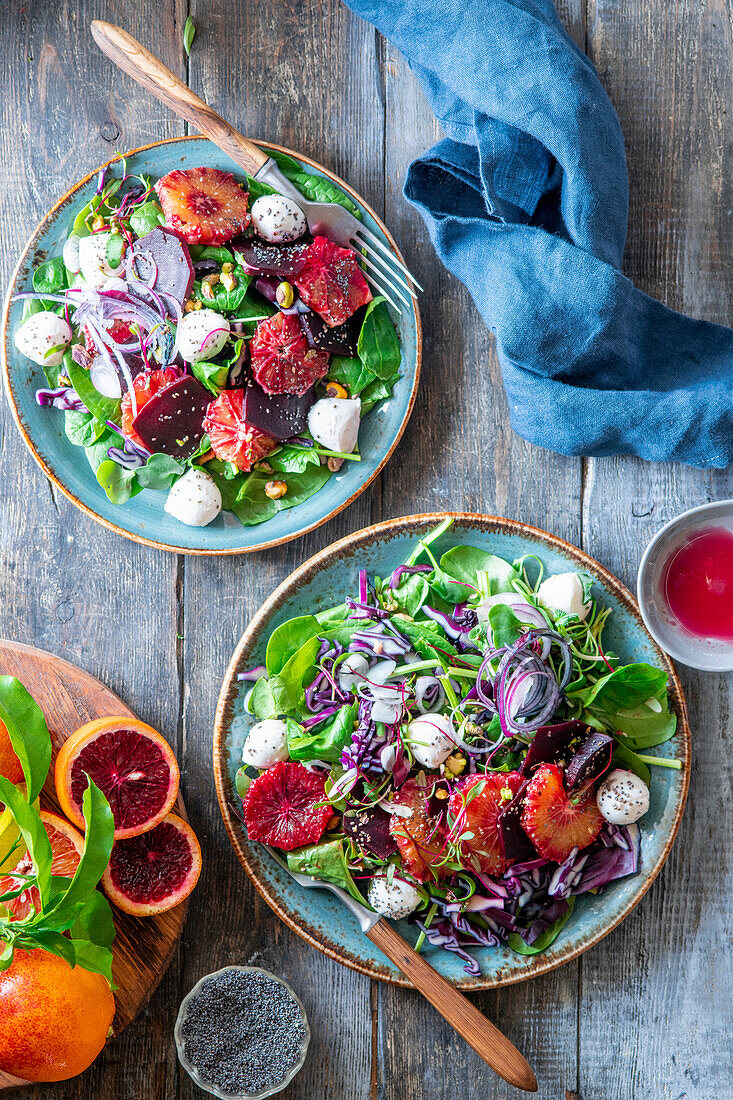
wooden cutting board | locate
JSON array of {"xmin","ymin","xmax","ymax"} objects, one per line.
[{"xmin": 0, "ymin": 640, "xmax": 188, "ymax": 1090}]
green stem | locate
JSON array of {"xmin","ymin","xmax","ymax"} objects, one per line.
[
  {"xmin": 446, "ymin": 666, "xmax": 478, "ymax": 680},
  {"xmin": 634, "ymin": 754, "xmax": 682, "ymax": 770},
  {"xmin": 414, "ymin": 901, "xmax": 438, "ymax": 955},
  {"xmin": 440, "ymin": 676, "xmax": 460, "ymax": 709},
  {"xmin": 386, "ymin": 659, "xmax": 442, "ymax": 678},
  {"xmin": 313, "ymin": 447, "xmax": 362, "ymax": 461},
  {"xmin": 403, "ymin": 517, "xmax": 454, "ymax": 567}
]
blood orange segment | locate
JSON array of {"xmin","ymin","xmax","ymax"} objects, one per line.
[
  {"xmin": 294, "ymin": 235, "xmax": 372, "ymax": 327},
  {"xmin": 55, "ymin": 717, "xmax": 180, "ymax": 840},
  {"xmin": 203, "ymin": 389, "xmax": 276, "ymax": 472},
  {"xmin": 448, "ymin": 772, "xmax": 525, "ymax": 875},
  {"xmin": 388, "ymin": 779, "xmax": 447, "ymax": 882},
  {"xmin": 520, "ymin": 762, "xmax": 605, "ymax": 862},
  {"xmin": 243, "ymin": 761, "xmax": 332, "ymax": 851},
  {"xmin": 0, "ymin": 812, "xmax": 84, "ymax": 921},
  {"xmin": 84, "ymin": 318, "xmax": 137, "ymax": 360},
  {"xmin": 154, "ymin": 167, "xmax": 251, "ymax": 246},
  {"xmin": 249, "ymin": 311, "xmax": 330, "ymax": 396},
  {"xmin": 102, "ymin": 812, "xmax": 201, "ymax": 917}
]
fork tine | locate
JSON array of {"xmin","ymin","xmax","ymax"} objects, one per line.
[
  {"xmin": 353, "ymin": 227, "xmax": 424, "ymax": 292},
  {"xmin": 355, "ymin": 242, "xmax": 420, "ymax": 301},
  {"xmin": 362, "ymin": 270, "xmax": 403, "ymax": 315},
  {"xmin": 358, "ymin": 252, "xmax": 412, "ymax": 309}
]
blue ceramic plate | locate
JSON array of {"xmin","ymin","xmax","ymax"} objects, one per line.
[
  {"xmin": 1, "ymin": 137, "xmax": 421, "ymax": 555},
  {"xmin": 214, "ymin": 514, "xmax": 690, "ymax": 990}
]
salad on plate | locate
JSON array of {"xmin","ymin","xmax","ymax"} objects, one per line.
[
  {"xmin": 235, "ymin": 519, "xmax": 681, "ymax": 973},
  {"xmin": 12, "ymin": 151, "xmax": 401, "ymax": 528}
]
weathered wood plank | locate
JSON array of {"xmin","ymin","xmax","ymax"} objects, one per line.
[
  {"xmin": 581, "ymin": 0, "xmax": 733, "ymax": 1097},
  {"xmin": 0, "ymin": 3, "xmax": 187, "ymax": 1098}
]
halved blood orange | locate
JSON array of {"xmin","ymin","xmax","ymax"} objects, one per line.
[
  {"xmin": 55, "ymin": 717, "xmax": 180, "ymax": 840},
  {"xmin": 0, "ymin": 811, "xmax": 84, "ymax": 921},
  {"xmin": 101, "ymin": 812, "xmax": 202, "ymax": 916}
]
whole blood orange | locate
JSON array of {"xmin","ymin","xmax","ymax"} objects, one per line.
[
  {"xmin": 55, "ymin": 717, "xmax": 179, "ymax": 839},
  {"xmin": 0, "ymin": 948, "xmax": 114, "ymax": 1082},
  {"xmin": 102, "ymin": 812, "xmax": 202, "ymax": 916},
  {"xmin": 0, "ymin": 812, "xmax": 84, "ymax": 921},
  {"xmin": 0, "ymin": 717, "xmax": 24, "ymax": 787}
]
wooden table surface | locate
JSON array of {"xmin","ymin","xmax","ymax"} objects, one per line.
[{"xmin": 1, "ymin": 2, "xmax": 731, "ymax": 1098}]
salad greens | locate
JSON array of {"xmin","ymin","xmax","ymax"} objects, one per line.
[{"xmin": 237, "ymin": 521, "xmax": 681, "ymax": 975}]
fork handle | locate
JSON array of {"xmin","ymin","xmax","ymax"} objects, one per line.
[
  {"xmin": 90, "ymin": 21, "xmax": 269, "ymax": 177},
  {"xmin": 366, "ymin": 919, "xmax": 537, "ymax": 1092}
]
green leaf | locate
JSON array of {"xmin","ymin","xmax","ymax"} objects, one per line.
[
  {"xmin": 391, "ymin": 573, "xmax": 429, "ymax": 617},
  {"xmin": 183, "ymin": 14, "xmax": 196, "ymax": 55},
  {"xmin": 38, "ymin": 779, "xmax": 114, "ymax": 931},
  {"xmin": 251, "ymin": 636, "xmax": 322, "ymax": 719},
  {"xmin": 506, "ymin": 898, "xmax": 575, "ymax": 956},
  {"xmin": 287, "ymin": 839, "xmax": 368, "ymax": 905},
  {"xmin": 268, "ymin": 445, "xmax": 322, "ymax": 475},
  {"xmin": 135, "ymin": 453, "xmax": 185, "ymax": 491},
  {"xmin": 188, "ymin": 245, "xmax": 234, "ymax": 265},
  {"xmin": 70, "ymin": 939, "xmax": 115, "ymax": 984},
  {"xmin": 611, "ymin": 742, "xmax": 651, "ymax": 786},
  {"xmin": 229, "ymin": 465, "xmax": 332, "ymax": 527},
  {"xmin": 129, "ymin": 200, "xmax": 165, "ymax": 237},
  {"xmin": 32, "ymin": 257, "xmax": 67, "ymax": 296},
  {"xmin": 487, "ymin": 604, "xmax": 524, "ymax": 649},
  {"xmin": 327, "ymin": 356, "xmax": 375, "ymax": 396},
  {"xmin": 65, "ymin": 409, "xmax": 105, "ymax": 448},
  {"xmin": 359, "ymin": 372, "xmax": 399, "ymax": 414},
  {"xmin": 357, "ymin": 298, "xmax": 401, "ymax": 381},
  {"xmin": 65, "ymin": 350, "xmax": 121, "ymax": 424},
  {"xmin": 398, "ymin": 618, "xmax": 457, "ymax": 665},
  {"xmin": 577, "ymin": 664, "xmax": 669, "ymax": 713},
  {"xmin": 440, "ymin": 546, "xmax": 518, "ymax": 595},
  {"xmin": 265, "ymin": 149, "xmax": 362, "ymax": 219},
  {"xmin": 288, "ymin": 702, "xmax": 358, "ymax": 763},
  {"xmin": 0, "ymin": 677, "xmax": 52, "ymax": 802},
  {"xmin": 266, "ymin": 616, "xmax": 321, "ymax": 677},
  {"xmin": 191, "ymin": 357, "xmax": 230, "ymax": 395},
  {"xmin": 96, "ymin": 459, "xmax": 138, "ymax": 504},
  {"xmin": 0, "ymin": 780, "xmax": 53, "ymax": 907},
  {"xmin": 82, "ymin": 428, "xmax": 121, "ymax": 475},
  {"xmin": 194, "ymin": 270, "xmax": 253, "ymax": 314},
  {"xmin": 235, "ymin": 767, "xmax": 252, "ymax": 799}
]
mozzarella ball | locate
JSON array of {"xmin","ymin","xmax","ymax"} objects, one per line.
[
  {"xmin": 241, "ymin": 719, "xmax": 290, "ymax": 769},
  {"xmin": 405, "ymin": 713, "xmax": 455, "ymax": 770},
  {"xmin": 596, "ymin": 769, "xmax": 650, "ymax": 825},
  {"xmin": 14, "ymin": 311, "xmax": 72, "ymax": 367},
  {"xmin": 177, "ymin": 309, "xmax": 230, "ymax": 362},
  {"xmin": 78, "ymin": 232, "xmax": 125, "ymax": 288},
  {"xmin": 368, "ymin": 874, "xmax": 421, "ymax": 920},
  {"xmin": 62, "ymin": 233, "xmax": 81, "ymax": 274},
  {"xmin": 251, "ymin": 194, "xmax": 307, "ymax": 243},
  {"xmin": 338, "ymin": 652, "xmax": 370, "ymax": 692},
  {"xmin": 164, "ymin": 468, "xmax": 222, "ymax": 527},
  {"xmin": 475, "ymin": 592, "xmax": 537, "ymax": 623},
  {"xmin": 537, "ymin": 572, "xmax": 591, "ymax": 621},
  {"xmin": 307, "ymin": 397, "xmax": 361, "ymax": 454}
]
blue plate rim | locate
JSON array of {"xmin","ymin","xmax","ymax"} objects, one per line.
[
  {"xmin": 1, "ymin": 136, "xmax": 422, "ymax": 556},
  {"xmin": 213, "ymin": 512, "xmax": 691, "ymax": 990}
]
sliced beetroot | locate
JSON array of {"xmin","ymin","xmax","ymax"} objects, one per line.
[
  {"xmin": 132, "ymin": 226, "xmax": 194, "ymax": 305},
  {"xmin": 132, "ymin": 375, "xmax": 211, "ymax": 459},
  {"xmin": 235, "ymin": 238, "xmax": 309, "ymax": 279},
  {"xmin": 343, "ymin": 803, "xmax": 397, "ymax": 861},
  {"xmin": 298, "ymin": 307, "xmax": 363, "ymax": 358},
  {"xmin": 520, "ymin": 720, "xmax": 589, "ymax": 778},
  {"xmin": 498, "ymin": 780, "xmax": 536, "ymax": 863},
  {"xmin": 241, "ymin": 378, "xmax": 314, "ymax": 440},
  {"xmin": 564, "ymin": 732, "xmax": 614, "ymax": 793}
]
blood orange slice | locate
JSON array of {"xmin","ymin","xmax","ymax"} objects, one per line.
[
  {"xmin": 0, "ymin": 812, "xmax": 84, "ymax": 921},
  {"xmin": 55, "ymin": 717, "xmax": 180, "ymax": 840},
  {"xmin": 101, "ymin": 812, "xmax": 201, "ymax": 916},
  {"xmin": 243, "ymin": 761, "xmax": 333, "ymax": 851}
]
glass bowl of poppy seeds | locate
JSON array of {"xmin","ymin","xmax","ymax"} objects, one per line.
[{"xmin": 174, "ymin": 966, "xmax": 310, "ymax": 1098}]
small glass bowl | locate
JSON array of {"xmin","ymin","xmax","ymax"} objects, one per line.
[{"xmin": 174, "ymin": 965, "xmax": 310, "ymax": 1099}]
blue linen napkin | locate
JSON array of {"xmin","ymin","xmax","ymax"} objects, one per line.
[{"xmin": 343, "ymin": 0, "xmax": 733, "ymax": 467}]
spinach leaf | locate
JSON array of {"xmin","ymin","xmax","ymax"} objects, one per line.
[
  {"xmin": 576, "ymin": 664, "xmax": 669, "ymax": 713},
  {"xmin": 129, "ymin": 200, "xmax": 165, "ymax": 237},
  {"xmin": 487, "ymin": 604, "xmax": 524, "ymax": 649},
  {"xmin": 440, "ymin": 546, "xmax": 518, "ymax": 595},
  {"xmin": 398, "ymin": 618, "xmax": 457, "ymax": 664},
  {"xmin": 287, "ymin": 839, "xmax": 367, "ymax": 905},
  {"xmin": 268, "ymin": 445, "xmax": 322, "ymax": 475},
  {"xmin": 33, "ymin": 257, "xmax": 67, "ymax": 296},
  {"xmin": 327, "ymin": 356, "xmax": 375, "ymax": 396},
  {"xmin": 427, "ymin": 565, "xmax": 474, "ymax": 604},
  {"xmin": 391, "ymin": 573, "xmax": 429, "ymax": 617},
  {"xmin": 357, "ymin": 298, "xmax": 401, "ymax": 380},
  {"xmin": 288, "ymin": 702, "xmax": 358, "ymax": 764},
  {"xmin": 251, "ymin": 636, "xmax": 322, "ymax": 719},
  {"xmin": 96, "ymin": 460, "xmax": 139, "ymax": 504},
  {"xmin": 266, "ymin": 615, "xmax": 321, "ymax": 676},
  {"xmin": 227, "ymin": 291, "xmax": 277, "ymax": 328},
  {"xmin": 65, "ymin": 410, "xmax": 104, "ymax": 448},
  {"xmin": 506, "ymin": 898, "xmax": 575, "ymax": 956},
  {"xmin": 191, "ymin": 357, "xmax": 230, "ymax": 395},
  {"xmin": 136, "ymin": 453, "xmax": 185, "ymax": 491},
  {"xmin": 0, "ymin": 677, "xmax": 52, "ymax": 803},
  {"xmin": 359, "ymin": 372, "xmax": 400, "ymax": 414},
  {"xmin": 611, "ymin": 742, "xmax": 651, "ymax": 786},
  {"xmin": 82, "ymin": 429, "xmax": 120, "ymax": 475},
  {"xmin": 230, "ymin": 465, "xmax": 332, "ymax": 527},
  {"xmin": 194, "ymin": 270, "xmax": 253, "ymax": 314},
  {"xmin": 189, "ymin": 244, "xmax": 234, "ymax": 265},
  {"xmin": 265, "ymin": 148, "xmax": 362, "ymax": 220},
  {"xmin": 66, "ymin": 351, "xmax": 121, "ymax": 424}
]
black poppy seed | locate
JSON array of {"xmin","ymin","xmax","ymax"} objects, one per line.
[{"xmin": 180, "ymin": 969, "xmax": 306, "ymax": 1096}]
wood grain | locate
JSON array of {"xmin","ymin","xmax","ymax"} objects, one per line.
[{"xmin": 0, "ymin": 642, "xmax": 187, "ymax": 1093}]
